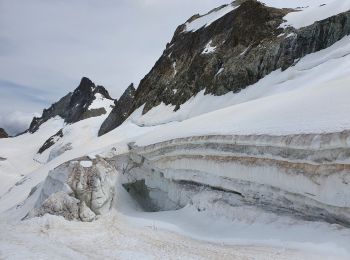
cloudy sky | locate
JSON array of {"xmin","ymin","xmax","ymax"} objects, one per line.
[{"xmin": 0, "ymin": 0, "xmax": 230, "ymax": 135}]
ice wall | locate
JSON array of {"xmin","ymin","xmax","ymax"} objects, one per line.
[{"xmin": 124, "ymin": 132, "xmax": 350, "ymax": 226}]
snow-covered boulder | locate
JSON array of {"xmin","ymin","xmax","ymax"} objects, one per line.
[{"xmin": 30, "ymin": 157, "xmax": 118, "ymax": 221}]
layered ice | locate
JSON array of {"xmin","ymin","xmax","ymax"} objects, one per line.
[{"xmin": 122, "ymin": 132, "xmax": 350, "ymax": 226}]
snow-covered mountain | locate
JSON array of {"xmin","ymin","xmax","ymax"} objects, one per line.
[
  {"xmin": 28, "ymin": 77, "xmax": 114, "ymax": 133},
  {"xmin": 98, "ymin": 0, "xmax": 350, "ymax": 134},
  {"xmin": 2, "ymin": 0, "xmax": 350, "ymax": 259}
]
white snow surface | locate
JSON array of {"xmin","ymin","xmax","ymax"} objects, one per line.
[
  {"xmin": 184, "ymin": 0, "xmax": 350, "ymax": 33},
  {"xmin": 79, "ymin": 161, "xmax": 92, "ymax": 168},
  {"xmin": 184, "ymin": 4, "xmax": 239, "ymax": 32},
  {"xmin": 202, "ymin": 40, "xmax": 217, "ymax": 54},
  {"xmin": 261, "ymin": 0, "xmax": 350, "ymax": 29},
  {"xmin": 1, "ymin": 192, "xmax": 350, "ymax": 259},
  {"xmin": 88, "ymin": 93, "xmax": 114, "ymax": 112},
  {"xmin": 0, "ymin": 116, "xmax": 64, "ymax": 194}
]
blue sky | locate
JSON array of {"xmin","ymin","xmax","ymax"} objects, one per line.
[{"xmin": 0, "ymin": 0, "xmax": 230, "ymax": 135}]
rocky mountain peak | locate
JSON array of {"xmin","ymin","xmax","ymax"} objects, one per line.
[
  {"xmin": 28, "ymin": 77, "xmax": 113, "ymax": 133},
  {"xmin": 120, "ymin": 83, "xmax": 136, "ymax": 101},
  {"xmin": 28, "ymin": 1, "xmax": 350, "ymax": 136},
  {"xmin": 0, "ymin": 128, "xmax": 8, "ymax": 138},
  {"xmin": 111, "ymin": 0, "xmax": 350, "ymax": 128},
  {"xmin": 98, "ymin": 83, "xmax": 136, "ymax": 136},
  {"xmin": 75, "ymin": 77, "xmax": 94, "ymax": 92}
]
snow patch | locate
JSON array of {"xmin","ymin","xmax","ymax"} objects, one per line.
[
  {"xmin": 172, "ymin": 62, "xmax": 177, "ymax": 77},
  {"xmin": 80, "ymin": 160, "xmax": 92, "ymax": 168},
  {"xmin": 261, "ymin": 0, "xmax": 350, "ymax": 29},
  {"xmin": 240, "ymin": 45, "xmax": 252, "ymax": 56},
  {"xmin": 88, "ymin": 93, "xmax": 114, "ymax": 112},
  {"xmin": 286, "ymin": 32, "xmax": 297, "ymax": 38},
  {"xmin": 202, "ymin": 40, "xmax": 217, "ymax": 55},
  {"xmin": 215, "ymin": 68, "xmax": 224, "ymax": 76},
  {"xmin": 184, "ymin": 4, "xmax": 239, "ymax": 32}
]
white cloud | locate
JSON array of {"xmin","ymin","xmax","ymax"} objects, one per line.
[{"xmin": 0, "ymin": 111, "xmax": 39, "ymax": 136}]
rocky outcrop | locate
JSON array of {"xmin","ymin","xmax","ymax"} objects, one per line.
[
  {"xmin": 100, "ymin": 0, "xmax": 350, "ymax": 133},
  {"xmin": 98, "ymin": 83, "xmax": 136, "ymax": 136},
  {"xmin": 0, "ymin": 128, "xmax": 8, "ymax": 138},
  {"xmin": 30, "ymin": 157, "xmax": 118, "ymax": 221},
  {"xmin": 37, "ymin": 129, "xmax": 63, "ymax": 154},
  {"xmin": 28, "ymin": 77, "xmax": 113, "ymax": 133}
]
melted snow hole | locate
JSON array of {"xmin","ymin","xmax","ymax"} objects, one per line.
[{"xmin": 80, "ymin": 161, "xmax": 93, "ymax": 168}]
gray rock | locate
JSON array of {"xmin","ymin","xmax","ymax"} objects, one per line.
[{"xmin": 98, "ymin": 83, "xmax": 136, "ymax": 136}]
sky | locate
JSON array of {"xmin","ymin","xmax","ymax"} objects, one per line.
[{"xmin": 0, "ymin": 0, "xmax": 230, "ymax": 135}]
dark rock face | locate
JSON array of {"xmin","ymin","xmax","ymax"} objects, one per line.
[
  {"xmin": 0, "ymin": 128, "xmax": 8, "ymax": 138},
  {"xmin": 127, "ymin": 0, "xmax": 350, "ymax": 115},
  {"xmin": 28, "ymin": 77, "xmax": 113, "ymax": 133},
  {"xmin": 98, "ymin": 83, "xmax": 136, "ymax": 136},
  {"xmin": 37, "ymin": 129, "xmax": 63, "ymax": 154}
]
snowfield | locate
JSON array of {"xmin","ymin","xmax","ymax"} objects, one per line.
[
  {"xmin": 2, "ymin": 2, "xmax": 350, "ymax": 259},
  {"xmin": 184, "ymin": 0, "xmax": 350, "ymax": 33},
  {"xmin": 184, "ymin": 4, "xmax": 239, "ymax": 32},
  {"xmin": 3, "ymin": 212, "xmax": 348, "ymax": 260},
  {"xmin": 262, "ymin": 0, "xmax": 350, "ymax": 29}
]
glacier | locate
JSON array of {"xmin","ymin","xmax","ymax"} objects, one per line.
[{"xmin": 2, "ymin": 1, "xmax": 350, "ymax": 259}]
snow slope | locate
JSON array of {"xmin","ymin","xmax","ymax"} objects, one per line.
[
  {"xmin": 261, "ymin": 0, "xmax": 350, "ymax": 29},
  {"xmin": 184, "ymin": 4, "xmax": 239, "ymax": 32},
  {"xmin": 88, "ymin": 93, "xmax": 114, "ymax": 111},
  {"xmin": 184, "ymin": 0, "xmax": 350, "ymax": 34},
  {"xmin": 131, "ymin": 35, "xmax": 350, "ymax": 145},
  {"xmin": 3, "ymin": 210, "xmax": 348, "ymax": 260},
  {"xmin": 0, "ymin": 117, "xmax": 64, "ymax": 194}
]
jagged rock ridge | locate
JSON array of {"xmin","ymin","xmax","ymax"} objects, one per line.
[
  {"xmin": 98, "ymin": 83, "xmax": 136, "ymax": 136},
  {"xmin": 37, "ymin": 129, "xmax": 63, "ymax": 154},
  {"xmin": 34, "ymin": 79, "xmax": 136, "ymax": 156},
  {"xmin": 97, "ymin": 0, "xmax": 350, "ymax": 134},
  {"xmin": 28, "ymin": 77, "xmax": 113, "ymax": 133}
]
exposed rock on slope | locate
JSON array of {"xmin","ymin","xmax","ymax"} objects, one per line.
[
  {"xmin": 98, "ymin": 83, "xmax": 136, "ymax": 136},
  {"xmin": 37, "ymin": 129, "xmax": 63, "ymax": 154},
  {"xmin": 28, "ymin": 77, "xmax": 113, "ymax": 133},
  {"xmin": 100, "ymin": 0, "xmax": 350, "ymax": 133},
  {"xmin": 0, "ymin": 128, "xmax": 8, "ymax": 138}
]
